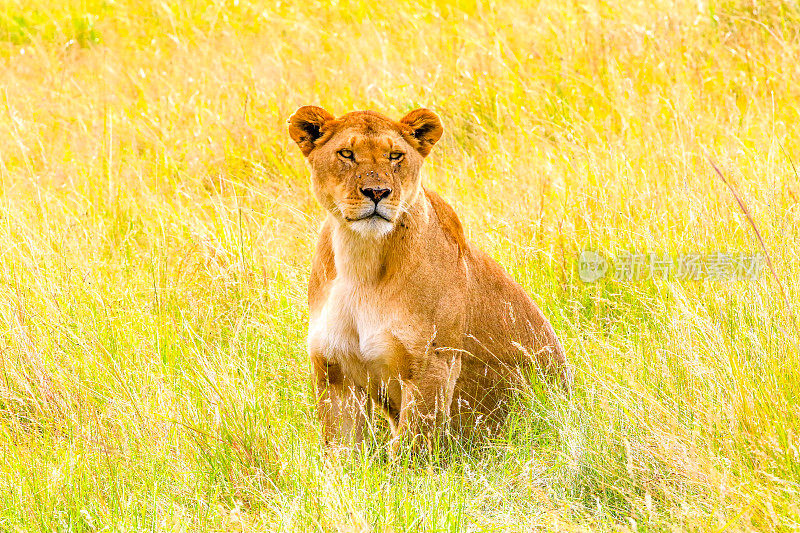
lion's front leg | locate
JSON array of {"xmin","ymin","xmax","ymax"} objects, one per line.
[
  {"xmin": 311, "ymin": 354, "xmax": 370, "ymax": 451},
  {"xmin": 389, "ymin": 352, "xmax": 462, "ymax": 457}
]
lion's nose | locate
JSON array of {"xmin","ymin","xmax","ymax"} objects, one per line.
[{"xmin": 360, "ymin": 187, "xmax": 392, "ymax": 203}]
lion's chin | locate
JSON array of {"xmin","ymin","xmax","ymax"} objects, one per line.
[{"xmin": 348, "ymin": 216, "xmax": 394, "ymax": 238}]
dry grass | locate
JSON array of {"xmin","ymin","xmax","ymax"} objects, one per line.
[{"xmin": 1, "ymin": 0, "xmax": 799, "ymax": 530}]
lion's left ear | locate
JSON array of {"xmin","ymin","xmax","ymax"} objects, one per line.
[{"xmin": 399, "ymin": 108, "xmax": 443, "ymax": 157}]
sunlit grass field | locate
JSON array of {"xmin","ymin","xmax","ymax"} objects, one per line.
[{"xmin": 1, "ymin": 0, "xmax": 799, "ymax": 530}]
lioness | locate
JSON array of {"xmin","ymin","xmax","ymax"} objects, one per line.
[{"xmin": 289, "ymin": 106, "xmax": 572, "ymax": 452}]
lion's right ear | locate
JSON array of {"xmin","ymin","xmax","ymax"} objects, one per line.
[
  {"xmin": 399, "ymin": 108, "xmax": 443, "ymax": 157},
  {"xmin": 289, "ymin": 106, "xmax": 335, "ymax": 156}
]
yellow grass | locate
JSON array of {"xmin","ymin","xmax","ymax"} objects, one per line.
[{"xmin": 1, "ymin": 0, "xmax": 798, "ymax": 530}]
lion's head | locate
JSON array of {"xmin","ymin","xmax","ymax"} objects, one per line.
[{"xmin": 289, "ymin": 107, "xmax": 443, "ymax": 238}]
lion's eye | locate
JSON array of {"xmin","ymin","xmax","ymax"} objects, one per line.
[
  {"xmin": 389, "ymin": 152, "xmax": 404, "ymax": 161},
  {"xmin": 337, "ymin": 149, "xmax": 354, "ymax": 160}
]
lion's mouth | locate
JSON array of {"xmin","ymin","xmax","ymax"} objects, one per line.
[{"xmin": 345, "ymin": 210, "xmax": 392, "ymax": 223}]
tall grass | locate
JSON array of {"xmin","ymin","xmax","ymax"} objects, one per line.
[{"xmin": 1, "ymin": 0, "xmax": 798, "ymax": 530}]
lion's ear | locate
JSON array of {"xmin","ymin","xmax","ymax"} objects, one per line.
[
  {"xmin": 289, "ymin": 106, "xmax": 335, "ymax": 156},
  {"xmin": 399, "ymin": 108, "xmax": 443, "ymax": 157}
]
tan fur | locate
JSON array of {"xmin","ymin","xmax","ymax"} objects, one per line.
[{"xmin": 289, "ymin": 106, "xmax": 572, "ymax": 452}]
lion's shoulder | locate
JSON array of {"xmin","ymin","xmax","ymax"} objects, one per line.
[
  {"xmin": 424, "ymin": 188, "xmax": 468, "ymax": 258},
  {"xmin": 308, "ymin": 218, "xmax": 337, "ymax": 311}
]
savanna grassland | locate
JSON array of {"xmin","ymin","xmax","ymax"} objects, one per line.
[{"xmin": 1, "ymin": 0, "xmax": 799, "ymax": 530}]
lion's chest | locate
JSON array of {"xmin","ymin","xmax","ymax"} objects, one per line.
[{"xmin": 308, "ymin": 280, "xmax": 403, "ymax": 371}]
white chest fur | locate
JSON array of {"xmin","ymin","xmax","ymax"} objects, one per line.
[
  {"xmin": 308, "ymin": 222, "xmax": 417, "ymax": 372},
  {"xmin": 308, "ymin": 279, "xmax": 397, "ymax": 364}
]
